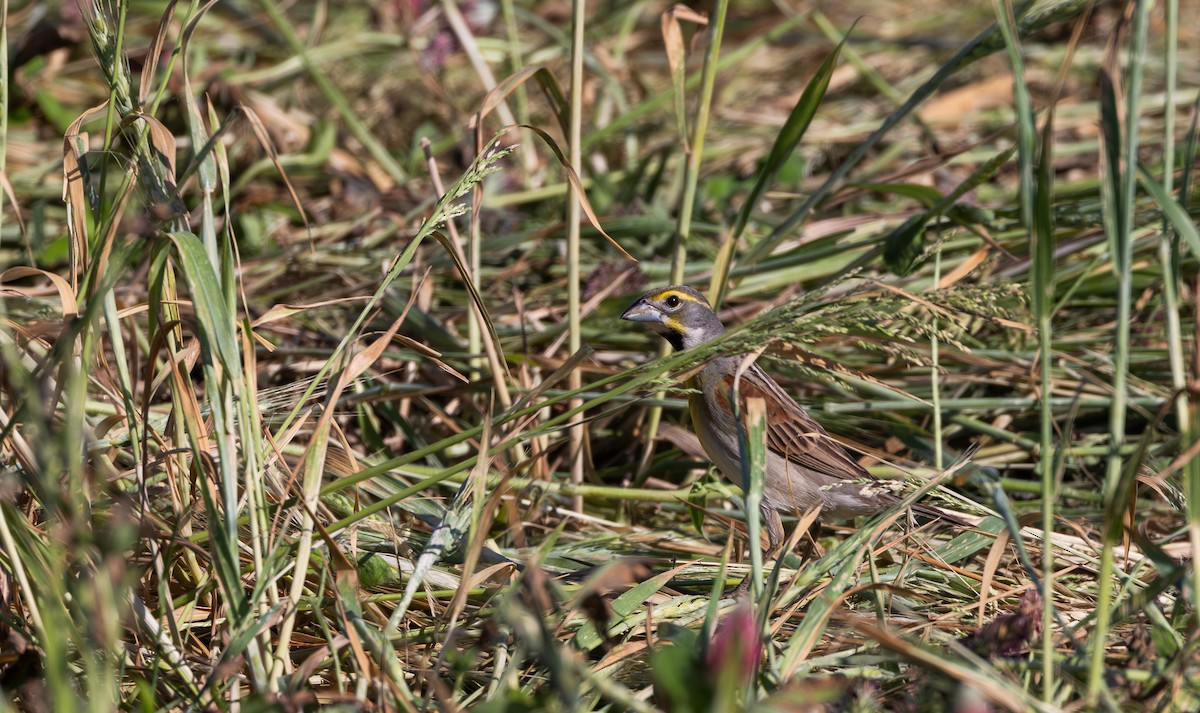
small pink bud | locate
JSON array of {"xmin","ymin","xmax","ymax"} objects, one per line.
[{"xmin": 705, "ymin": 602, "xmax": 762, "ymax": 684}]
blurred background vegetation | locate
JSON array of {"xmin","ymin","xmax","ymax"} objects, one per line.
[{"xmin": 1, "ymin": 0, "xmax": 1198, "ymax": 710}]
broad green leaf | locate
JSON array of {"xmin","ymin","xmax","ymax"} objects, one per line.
[{"xmin": 164, "ymin": 230, "xmax": 240, "ymax": 377}]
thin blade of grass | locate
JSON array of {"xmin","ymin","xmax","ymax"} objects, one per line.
[
  {"xmin": 1090, "ymin": 0, "xmax": 1150, "ymax": 698},
  {"xmin": 742, "ymin": 0, "xmax": 1091, "ymax": 267},
  {"xmin": 709, "ymin": 27, "xmax": 847, "ymax": 307}
]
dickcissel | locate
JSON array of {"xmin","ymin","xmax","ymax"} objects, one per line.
[{"xmin": 622, "ymin": 285, "xmax": 938, "ymax": 554}]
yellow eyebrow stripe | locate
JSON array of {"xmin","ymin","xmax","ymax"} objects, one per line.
[{"xmin": 650, "ymin": 289, "xmax": 705, "ymax": 305}]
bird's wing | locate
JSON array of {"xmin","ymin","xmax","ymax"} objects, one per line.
[{"xmin": 717, "ymin": 366, "xmax": 876, "ymax": 482}]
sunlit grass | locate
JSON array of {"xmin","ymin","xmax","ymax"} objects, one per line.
[{"xmin": 0, "ymin": 0, "xmax": 1197, "ymax": 710}]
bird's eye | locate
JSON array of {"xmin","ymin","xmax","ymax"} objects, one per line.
[{"xmin": 664, "ymin": 295, "xmax": 681, "ymax": 309}]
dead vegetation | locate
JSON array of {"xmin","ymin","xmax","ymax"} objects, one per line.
[{"xmin": 1, "ymin": 0, "xmax": 1199, "ymax": 710}]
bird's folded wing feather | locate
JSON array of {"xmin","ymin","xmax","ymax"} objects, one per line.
[{"xmin": 719, "ymin": 368, "xmax": 875, "ymax": 482}]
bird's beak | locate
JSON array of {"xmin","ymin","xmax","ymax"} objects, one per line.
[{"xmin": 621, "ymin": 300, "xmax": 663, "ymax": 323}]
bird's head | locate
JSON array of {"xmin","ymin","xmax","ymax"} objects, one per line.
[{"xmin": 621, "ymin": 285, "xmax": 726, "ymax": 351}]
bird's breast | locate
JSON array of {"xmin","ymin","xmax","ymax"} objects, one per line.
[{"xmin": 686, "ymin": 372, "xmax": 744, "ymax": 486}]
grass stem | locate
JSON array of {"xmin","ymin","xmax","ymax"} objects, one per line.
[
  {"xmin": 1090, "ymin": 0, "xmax": 1150, "ymax": 699},
  {"xmin": 566, "ymin": 0, "xmax": 587, "ymax": 511}
]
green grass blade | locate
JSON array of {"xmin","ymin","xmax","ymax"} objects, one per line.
[
  {"xmin": 743, "ymin": 0, "xmax": 1091, "ymax": 266},
  {"xmin": 1136, "ymin": 165, "xmax": 1200, "ymax": 257},
  {"xmin": 1090, "ymin": 0, "xmax": 1151, "ymax": 699},
  {"xmin": 709, "ymin": 29, "xmax": 847, "ymax": 307}
]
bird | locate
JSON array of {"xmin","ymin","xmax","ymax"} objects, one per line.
[{"xmin": 622, "ymin": 285, "xmax": 944, "ymax": 556}]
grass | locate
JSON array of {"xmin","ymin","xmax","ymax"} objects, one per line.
[{"xmin": 1, "ymin": 0, "xmax": 1199, "ymax": 710}]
